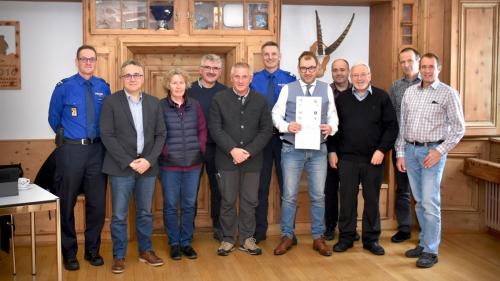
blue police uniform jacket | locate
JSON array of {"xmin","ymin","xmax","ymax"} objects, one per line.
[
  {"xmin": 48, "ymin": 73, "xmax": 111, "ymax": 139},
  {"xmin": 250, "ymin": 68, "xmax": 296, "ymax": 108}
]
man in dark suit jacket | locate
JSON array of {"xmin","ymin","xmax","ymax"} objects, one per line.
[{"xmin": 100, "ymin": 59, "xmax": 166, "ymax": 274}]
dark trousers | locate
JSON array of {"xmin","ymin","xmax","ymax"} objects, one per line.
[
  {"xmin": 338, "ymin": 159, "xmax": 384, "ymax": 244},
  {"xmin": 324, "ymin": 165, "xmax": 339, "ymax": 229},
  {"xmin": 392, "ymin": 150, "xmax": 411, "ymax": 232},
  {"xmin": 218, "ymin": 170, "xmax": 260, "ymax": 244},
  {"xmin": 55, "ymin": 143, "xmax": 106, "ymax": 259},
  {"xmin": 197, "ymin": 144, "xmax": 221, "ymax": 230},
  {"xmin": 254, "ymin": 134, "xmax": 283, "ymax": 238}
]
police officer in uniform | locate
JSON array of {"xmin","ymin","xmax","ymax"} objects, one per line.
[
  {"xmin": 250, "ymin": 41, "xmax": 296, "ymax": 243},
  {"xmin": 48, "ymin": 45, "xmax": 110, "ymax": 270}
]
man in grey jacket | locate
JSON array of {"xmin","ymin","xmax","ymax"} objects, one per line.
[
  {"xmin": 209, "ymin": 62, "xmax": 273, "ymax": 256},
  {"xmin": 100, "ymin": 59, "xmax": 166, "ymax": 274}
]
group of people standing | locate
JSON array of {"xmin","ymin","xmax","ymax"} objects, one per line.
[{"xmin": 47, "ymin": 41, "xmax": 464, "ymax": 274}]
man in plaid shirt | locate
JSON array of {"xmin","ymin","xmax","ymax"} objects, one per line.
[{"xmin": 395, "ymin": 53, "xmax": 465, "ymax": 268}]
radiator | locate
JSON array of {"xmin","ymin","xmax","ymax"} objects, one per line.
[{"xmin": 486, "ymin": 181, "xmax": 500, "ymax": 231}]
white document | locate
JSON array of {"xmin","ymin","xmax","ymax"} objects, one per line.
[{"xmin": 295, "ymin": 96, "xmax": 322, "ymax": 150}]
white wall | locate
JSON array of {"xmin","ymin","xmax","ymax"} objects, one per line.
[
  {"xmin": 280, "ymin": 5, "xmax": 370, "ymax": 83},
  {"xmin": 0, "ymin": 1, "xmax": 82, "ymax": 140}
]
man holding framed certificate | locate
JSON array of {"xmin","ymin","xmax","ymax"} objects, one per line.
[{"xmin": 272, "ymin": 51, "xmax": 338, "ymax": 256}]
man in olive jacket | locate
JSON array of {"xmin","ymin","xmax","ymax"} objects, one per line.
[{"xmin": 208, "ymin": 62, "xmax": 273, "ymax": 256}]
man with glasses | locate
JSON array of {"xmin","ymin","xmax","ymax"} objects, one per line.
[
  {"xmin": 250, "ymin": 41, "xmax": 296, "ymax": 244},
  {"xmin": 188, "ymin": 54, "xmax": 227, "ymax": 241},
  {"xmin": 100, "ymin": 59, "xmax": 166, "ymax": 273},
  {"xmin": 331, "ymin": 63, "xmax": 398, "ymax": 256},
  {"xmin": 389, "ymin": 47, "xmax": 421, "ymax": 243},
  {"xmin": 272, "ymin": 51, "xmax": 338, "ymax": 256},
  {"xmin": 49, "ymin": 45, "xmax": 110, "ymax": 271}
]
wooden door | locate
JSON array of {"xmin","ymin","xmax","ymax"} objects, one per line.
[{"xmin": 134, "ymin": 52, "xmax": 227, "ymax": 233}]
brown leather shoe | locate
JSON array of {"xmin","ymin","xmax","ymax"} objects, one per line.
[
  {"xmin": 139, "ymin": 250, "xmax": 164, "ymax": 266},
  {"xmin": 111, "ymin": 258, "xmax": 125, "ymax": 274},
  {"xmin": 313, "ymin": 238, "xmax": 332, "ymax": 256},
  {"xmin": 274, "ymin": 236, "xmax": 294, "ymax": 255}
]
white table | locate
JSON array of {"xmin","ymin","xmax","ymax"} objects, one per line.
[{"xmin": 0, "ymin": 184, "xmax": 62, "ymax": 281}]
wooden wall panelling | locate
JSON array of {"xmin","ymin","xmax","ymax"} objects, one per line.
[
  {"xmin": 369, "ymin": 1, "xmax": 397, "ymax": 91},
  {"xmin": 441, "ymin": 139, "xmax": 490, "ymax": 232},
  {"xmin": 457, "ymin": 1, "xmax": 500, "ymax": 136},
  {"xmin": 94, "ymin": 46, "xmax": 117, "ymax": 92},
  {"xmin": 490, "ymin": 137, "xmax": 500, "ymax": 162},
  {"xmin": 418, "ymin": 0, "xmax": 453, "ymax": 84}
]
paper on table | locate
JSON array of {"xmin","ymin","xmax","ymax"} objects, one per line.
[{"xmin": 295, "ymin": 96, "xmax": 322, "ymax": 150}]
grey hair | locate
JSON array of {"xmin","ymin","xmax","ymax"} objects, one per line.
[
  {"xmin": 350, "ymin": 62, "xmax": 371, "ymax": 73},
  {"xmin": 200, "ymin": 54, "xmax": 222, "ymax": 66}
]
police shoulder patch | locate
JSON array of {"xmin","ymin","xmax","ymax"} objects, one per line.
[{"xmin": 56, "ymin": 78, "xmax": 69, "ymax": 87}]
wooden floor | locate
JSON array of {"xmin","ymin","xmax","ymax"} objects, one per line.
[{"xmin": 1, "ymin": 232, "xmax": 500, "ymax": 281}]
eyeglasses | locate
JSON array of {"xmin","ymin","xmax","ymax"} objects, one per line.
[
  {"xmin": 78, "ymin": 57, "xmax": 97, "ymax": 63},
  {"xmin": 200, "ymin": 65, "xmax": 221, "ymax": 71},
  {"xmin": 121, "ymin": 73, "xmax": 144, "ymax": 80},
  {"xmin": 299, "ymin": 66, "xmax": 317, "ymax": 73},
  {"xmin": 351, "ymin": 73, "xmax": 370, "ymax": 79}
]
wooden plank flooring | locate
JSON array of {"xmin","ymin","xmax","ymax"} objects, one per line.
[{"xmin": 1, "ymin": 232, "xmax": 500, "ymax": 281}]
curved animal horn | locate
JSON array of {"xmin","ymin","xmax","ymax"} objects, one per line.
[
  {"xmin": 324, "ymin": 13, "xmax": 355, "ymax": 55},
  {"xmin": 315, "ymin": 10, "xmax": 324, "ymax": 55}
]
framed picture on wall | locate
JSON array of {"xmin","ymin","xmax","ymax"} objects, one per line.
[
  {"xmin": 252, "ymin": 11, "xmax": 268, "ymax": 30},
  {"xmin": 0, "ymin": 21, "xmax": 21, "ymax": 89}
]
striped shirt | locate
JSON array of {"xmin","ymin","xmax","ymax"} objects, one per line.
[
  {"xmin": 390, "ymin": 75, "xmax": 421, "ymax": 123},
  {"xmin": 395, "ymin": 79, "xmax": 465, "ymax": 157}
]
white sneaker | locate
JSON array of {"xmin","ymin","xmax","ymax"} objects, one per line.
[
  {"xmin": 239, "ymin": 238, "xmax": 262, "ymax": 255},
  {"xmin": 217, "ymin": 241, "xmax": 235, "ymax": 256}
]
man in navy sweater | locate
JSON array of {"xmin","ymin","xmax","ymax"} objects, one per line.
[
  {"xmin": 330, "ymin": 63, "xmax": 398, "ymax": 256},
  {"xmin": 188, "ymin": 54, "xmax": 227, "ymax": 241}
]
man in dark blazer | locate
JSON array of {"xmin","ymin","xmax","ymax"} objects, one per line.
[
  {"xmin": 100, "ymin": 59, "xmax": 166, "ymax": 274},
  {"xmin": 209, "ymin": 62, "xmax": 273, "ymax": 256}
]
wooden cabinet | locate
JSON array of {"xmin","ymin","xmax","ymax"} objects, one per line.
[
  {"xmin": 88, "ymin": 0, "xmax": 274, "ymax": 36},
  {"xmin": 83, "ymin": 0, "xmax": 279, "ymax": 238},
  {"xmin": 189, "ymin": 0, "xmax": 274, "ymax": 35}
]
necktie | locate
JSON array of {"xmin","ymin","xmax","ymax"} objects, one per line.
[
  {"xmin": 266, "ymin": 74, "xmax": 275, "ymax": 107},
  {"xmin": 306, "ymin": 84, "xmax": 312, "ymax": 96},
  {"xmin": 85, "ymin": 80, "xmax": 96, "ymax": 139}
]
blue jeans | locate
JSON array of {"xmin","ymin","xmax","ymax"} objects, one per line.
[
  {"xmin": 109, "ymin": 175, "xmax": 156, "ymax": 259},
  {"xmin": 160, "ymin": 169, "xmax": 201, "ymax": 246},
  {"xmin": 280, "ymin": 143, "xmax": 327, "ymax": 240},
  {"xmin": 404, "ymin": 143, "xmax": 447, "ymax": 255}
]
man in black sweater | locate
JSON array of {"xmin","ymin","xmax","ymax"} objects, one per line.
[
  {"xmin": 330, "ymin": 63, "xmax": 398, "ymax": 256},
  {"xmin": 188, "ymin": 54, "xmax": 227, "ymax": 241}
]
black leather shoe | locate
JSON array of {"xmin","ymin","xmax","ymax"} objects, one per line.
[
  {"xmin": 181, "ymin": 246, "xmax": 198, "ymax": 259},
  {"xmin": 405, "ymin": 245, "xmax": 424, "ymax": 258},
  {"xmin": 324, "ymin": 226, "xmax": 335, "ymax": 241},
  {"xmin": 292, "ymin": 235, "xmax": 298, "ymax": 245},
  {"xmin": 363, "ymin": 242, "xmax": 385, "ymax": 255},
  {"xmin": 416, "ymin": 252, "xmax": 438, "ymax": 268},
  {"xmin": 354, "ymin": 232, "xmax": 360, "ymax": 241},
  {"xmin": 84, "ymin": 252, "xmax": 104, "ymax": 266},
  {"xmin": 391, "ymin": 231, "xmax": 411, "ymax": 243},
  {"xmin": 333, "ymin": 241, "xmax": 353, "ymax": 252},
  {"xmin": 63, "ymin": 258, "xmax": 80, "ymax": 271},
  {"xmin": 170, "ymin": 245, "xmax": 181, "ymax": 260}
]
